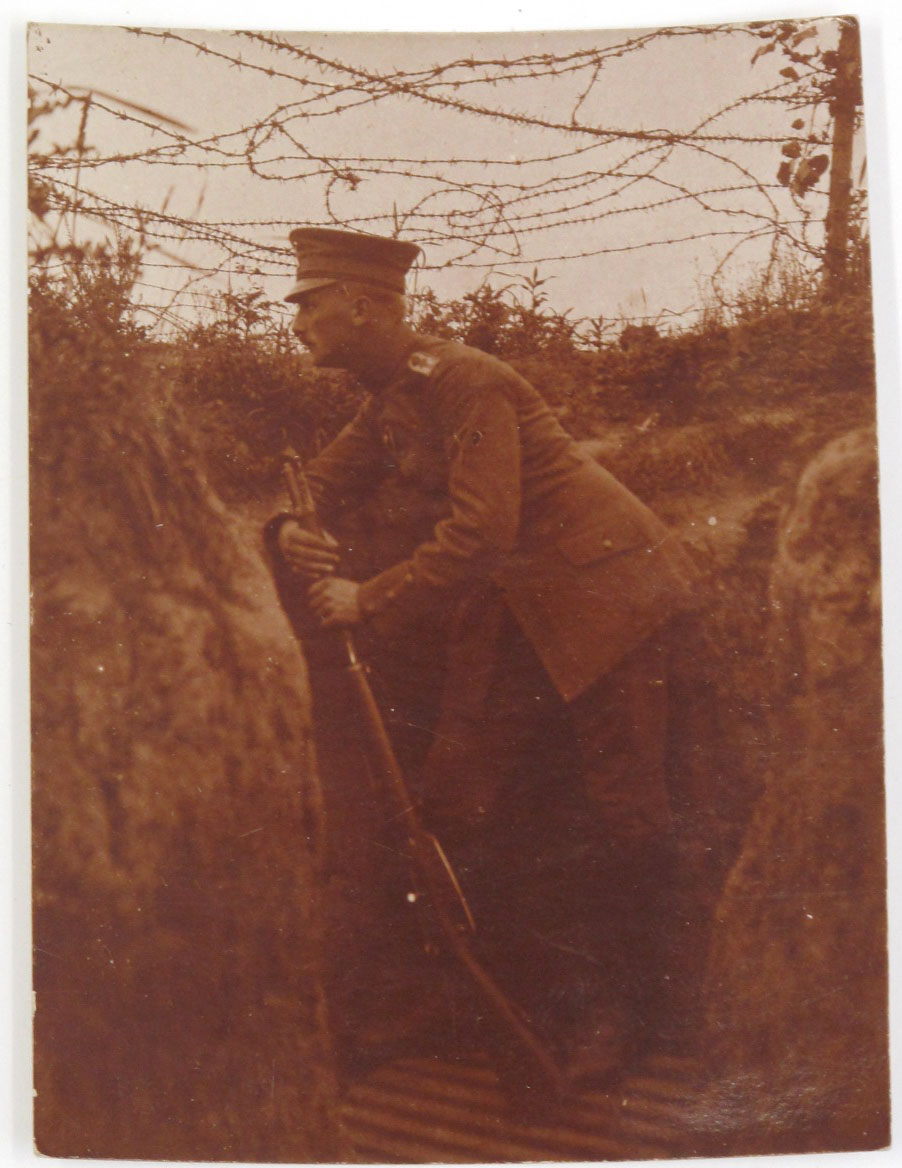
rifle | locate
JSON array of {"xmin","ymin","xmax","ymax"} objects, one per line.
[{"xmin": 281, "ymin": 449, "xmax": 566, "ymax": 1098}]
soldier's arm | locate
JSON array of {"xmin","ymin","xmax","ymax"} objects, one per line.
[{"xmin": 357, "ymin": 363, "xmax": 521, "ymax": 619}]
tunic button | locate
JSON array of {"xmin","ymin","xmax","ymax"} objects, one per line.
[{"xmin": 603, "ymin": 538, "xmax": 613, "ymax": 549}]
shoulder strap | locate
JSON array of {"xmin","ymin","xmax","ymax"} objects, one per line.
[{"xmin": 407, "ymin": 349, "xmax": 441, "ymax": 377}]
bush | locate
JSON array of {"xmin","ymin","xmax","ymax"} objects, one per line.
[
  {"xmin": 413, "ymin": 276, "xmax": 581, "ymax": 362},
  {"xmin": 176, "ymin": 290, "xmax": 364, "ymax": 503}
]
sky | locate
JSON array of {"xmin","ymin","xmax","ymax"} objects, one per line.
[{"xmin": 25, "ymin": 15, "xmax": 864, "ymax": 331}]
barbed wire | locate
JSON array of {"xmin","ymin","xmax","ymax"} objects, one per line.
[
  {"xmin": 30, "ymin": 256, "xmax": 709, "ymax": 340},
  {"xmin": 28, "ymin": 17, "xmax": 857, "ymax": 332}
]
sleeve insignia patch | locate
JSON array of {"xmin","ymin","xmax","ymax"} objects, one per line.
[{"xmin": 407, "ymin": 350, "xmax": 440, "ymax": 377}]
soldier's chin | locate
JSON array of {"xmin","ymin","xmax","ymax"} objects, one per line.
[{"xmin": 310, "ymin": 347, "xmax": 349, "ymax": 370}]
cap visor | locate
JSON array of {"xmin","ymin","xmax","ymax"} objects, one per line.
[{"xmin": 284, "ymin": 277, "xmax": 338, "ymax": 302}]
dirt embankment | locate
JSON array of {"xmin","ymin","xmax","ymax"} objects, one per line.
[
  {"xmin": 30, "ymin": 333, "xmax": 345, "ymax": 1159},
  {"xmin": 579, "ymin": 354, "xmax": 885, "ymax": 1133},
  {"xmin": 700, "ymin": 427, "xmax": 887, "ymax": 1154}
]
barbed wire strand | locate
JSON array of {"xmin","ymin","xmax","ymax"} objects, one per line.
[{"xmin": 28, "ymin": 18, "xmax": 853, "ymax": 336}]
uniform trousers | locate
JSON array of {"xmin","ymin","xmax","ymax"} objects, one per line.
[{"xmin": 412, "ymin": 582, "xmax": 675, "ymax": 1058}]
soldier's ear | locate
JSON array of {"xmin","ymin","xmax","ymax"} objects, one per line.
[{"xmin": 348, "ymin": 293, "xmax": 374, "ymax": 326}]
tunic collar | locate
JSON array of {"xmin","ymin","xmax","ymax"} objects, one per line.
[{"xmin": 360, "ymin": 328, "xmax": 421, "ymax": 392}]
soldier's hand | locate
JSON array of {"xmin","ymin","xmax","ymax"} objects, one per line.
[
  {"xmin": 278, "ymin": 520, "xmax": 340, "ymax": 579},
  {"xmin": 308, "ymin": 578, "xmax": 362, "ymax": 627}
]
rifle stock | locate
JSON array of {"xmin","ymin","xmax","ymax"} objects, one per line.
[{"xmin": 280, "ymin": 449, "xmax": 565, "ymax": 1098}]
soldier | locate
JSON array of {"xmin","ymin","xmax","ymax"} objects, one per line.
[{"xmin": 267, "ymin": 227, "xmax": 698, "ymax": 1087}]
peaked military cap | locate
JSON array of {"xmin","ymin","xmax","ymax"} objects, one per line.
[{"xmin": 285, "ymin": 227, "xmax": 422, "ymax": 301}]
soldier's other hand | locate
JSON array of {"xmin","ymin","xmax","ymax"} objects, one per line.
[
  {"xmin": 278, "ymin": 520, "xmax": 340, "ymax": 578},
  {"xmin": 308, "ymin": 577, "xmax": 362, "ymax": 627}
]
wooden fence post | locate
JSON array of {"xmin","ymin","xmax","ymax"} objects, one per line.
[{"xmin": 822, "ymin": 18, "xmax": 862, "ymax": 299}]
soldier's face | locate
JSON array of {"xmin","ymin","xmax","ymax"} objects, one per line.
[{"xmin": 290, "ymin": 285, "xmax": 357, "ymax": 368}]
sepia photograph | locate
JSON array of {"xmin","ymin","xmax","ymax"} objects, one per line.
[{"xmin": 25, "ymin": 9, "xmax": 894, "ymax": 1163}]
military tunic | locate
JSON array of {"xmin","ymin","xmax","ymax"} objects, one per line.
[{"xmin": 304, "ymin": 334, "xmax": 696, "ymax": 702}]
